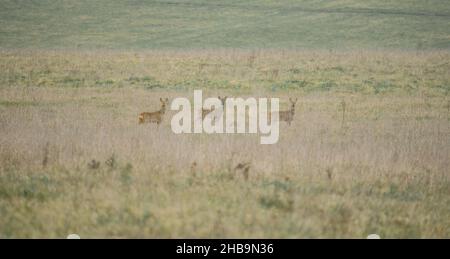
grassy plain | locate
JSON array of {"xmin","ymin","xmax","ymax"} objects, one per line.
[
  {"xmin": 0, "ymin": 50, "xmax": 449, "ymax": 238},
  {"xmin": 1, "ymin": 0, "xmax": 450, "ymax": 49},
  {"xmin": 1, "ymin": 0, "xmax": 449, "ymax": 239}
]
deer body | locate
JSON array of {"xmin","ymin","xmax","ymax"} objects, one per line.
[
  {"xmin": 201, "ymin": 107, "xmax": 215, "ymax": 120},
  {"xmin": 278, "ymin": 98, "xmax": 297, "ymax": 125},
  {"xmin": 139, "ymin": 98, "xmax": 169, "ymax": 125},
  {"xmin": 214, "ymin": 96, "xmax": 227, "ymax": 121},
  {"xmin": 200, "ymin": 96, "xmax": 227, "ymax": 122}
]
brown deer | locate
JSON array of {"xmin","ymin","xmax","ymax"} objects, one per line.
[
  {"xmin": 138, "ymin": 98, "xmax": 169, "ymax": 125},
  {"xmin": 216, "ymin": 96, "xmax": 228, "ymax": 119},
  {"xmin": 201, "ymin": 107, "xmax": 215, "ymax": 120},
  {"xmin": 218, "ymin": 96, "xmax": 227, "ymax": 106},
  {"xmin": 278, "ymin": 98, "xmax": 297, "ymax": 125},
  {"xmin": 200, "ymin": 96, "xmax": 228, "ymax": 122}
]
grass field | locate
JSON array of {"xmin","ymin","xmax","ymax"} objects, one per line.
[
  {"xmin": 1, "ymin": 0, "xmax": 450, "ymax": 49},
  {"xmin": 0, "ymin": 50, "xmax": 449, "ymax": 238},
  {"xmin": 0, "ymin": 1, "xmax": 449, "ymax": 238}
]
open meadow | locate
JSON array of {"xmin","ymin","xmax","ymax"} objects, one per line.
[
  {"xmin": 0, "ymin": 0, "xmax": 449, "ymax": 238},
  {"xmin": 0, "ymin": 50, "xmax": 449, "ymax": 238}
]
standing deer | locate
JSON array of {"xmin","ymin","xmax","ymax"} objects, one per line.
[
  {"xmin": 138, "ymin": 98, "xmax": 169, "ymax": 125},
  {"xmin": 278, "ymin": 98, "xmax": 297, "ymax": 125},
  {"xmin": 201, "ymin": 106, "xmax": 215, "ymax": 121},
  {"xmin": 200, "ymin": 96, "xmax": 228, "ymax": 122},
  {"xmin": 216, "ymin": 96, "xmax": 227, "ymax": 120},
  {"xmin": 218, "ymin": 96, "xmax": 227, "ymax": 106}
]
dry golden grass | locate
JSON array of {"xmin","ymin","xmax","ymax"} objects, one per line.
[{"xmin": 0, "ymin": 50, "xmax": 449, "ymax": 238}]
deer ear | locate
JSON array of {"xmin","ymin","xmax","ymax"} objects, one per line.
[{"xmin": 160, "ymin": 98, "xmax": 163, "ymax": 102}]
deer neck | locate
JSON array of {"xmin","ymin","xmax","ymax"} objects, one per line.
[{"xmin": 160, "ymin": 105, "xmax": 166, "ymax": 114}]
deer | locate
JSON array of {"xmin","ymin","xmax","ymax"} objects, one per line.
[
  {"xmin": 277, "ymin": 98, "xmax": 297, "ymax": 126},
  {"xmin": 138, "ymin": 98, "xmax": 169, "ymax": 125},
  {"xmin": 218, "ymin": 96, "xmax": 227, "ymax": 106},
  {"xmin": 200, "ymin": 96, "xmax": 228, "ymax": 122},
  {"xmin": 216, "ymin": 96, "xmax": 227, "ymax": 119},
  {"xmin": 201, "ymin": 106, "xmax": 215, "ymax": 121}
]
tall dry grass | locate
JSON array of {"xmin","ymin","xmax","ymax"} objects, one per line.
[{"xmin": 0, "ymin": 50, "xmax": 449, "ymax": 238}]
